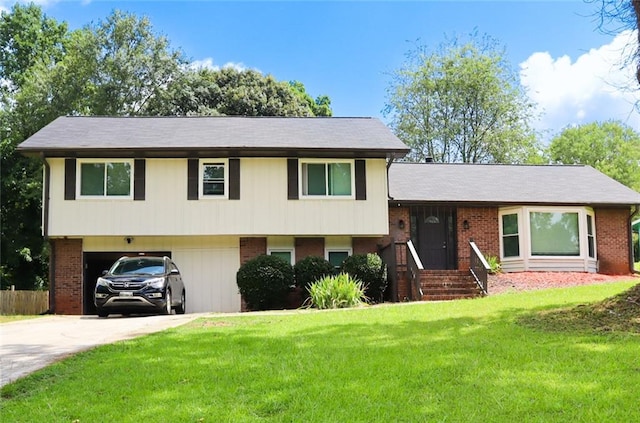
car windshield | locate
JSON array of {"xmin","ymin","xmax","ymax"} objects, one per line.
[{"xmin": 110, "ymin": 258, "xmax": 165, "ymax": 276}]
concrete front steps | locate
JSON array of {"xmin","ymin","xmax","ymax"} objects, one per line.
[{"xmin": 420, "ymin": 269, "xmax": 484, "ymax": 301}]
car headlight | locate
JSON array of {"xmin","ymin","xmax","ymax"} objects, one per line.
[
  {"xmin": 96, "ymin": 277, "xmax": 110, "ymax": 287},
  {"xmin": 147, "ymin": 277, "xmax": 166, "ymax": 289}
]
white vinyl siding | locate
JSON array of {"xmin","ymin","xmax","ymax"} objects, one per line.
[{"xmin": 47, "ymin": 158, "xmax": 389, "ymax": 237}]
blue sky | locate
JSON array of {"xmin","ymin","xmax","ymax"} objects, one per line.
[{"xmin": 4, "ymin": 1, "xmax": 640, "ymax": 139}]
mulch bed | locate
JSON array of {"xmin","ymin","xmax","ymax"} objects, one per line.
[{"xmin": 488, "ymin": 272, "xmax": 640, "ymax": 295}]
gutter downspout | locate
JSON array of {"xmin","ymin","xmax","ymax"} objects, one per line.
[
  {"xmin": 386, "ymin": 154, "xmax": 395, "ymax": 200},
  {"xmin": 42, "ymin": 155, "xmax": 54, "ymax": 313},
  {"xmin": 632, "ymin": 205, "xmax": 639, "ymax": 274}
]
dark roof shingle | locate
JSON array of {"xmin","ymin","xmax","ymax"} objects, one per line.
[
  {"xmin": 17, "ymin": 116, "xmax": 409, "ymax": 158},
  {"xmin": 389, "ymin": 163, "xmax": 640, "ymax": 206}
]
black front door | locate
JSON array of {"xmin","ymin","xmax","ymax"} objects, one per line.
[{"xmin": 413, "ymin": 207, "xmax": 456, "ymax": 270}]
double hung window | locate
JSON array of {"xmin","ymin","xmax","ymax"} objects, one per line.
[{"xmin": 202, "ymin": 162, "xmax": 226, "ymax": 197}]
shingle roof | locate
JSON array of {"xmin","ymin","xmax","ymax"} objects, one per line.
[
  {"xmin": 389, "ymin": 163, "xmax": 640, "ymax": 206},
  {"xmin": 17, "ymin": 116, "xmax": 409, "ymax": 158}
]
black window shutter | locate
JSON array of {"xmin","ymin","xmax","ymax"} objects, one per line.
[
  {"xmin": 287, "ymin": 158, "xmax": 298, "ymax": 200},
  {"xmin": 64, "ymin": 158, "xmax": 76, "ymax": 200},
  {"xmin": 229, "ymin": 158, "xmax": 240, "ymax": 200},
  {"xmin": 187, "ymin": 158, "xmax": 198, "ymax": 200},
  {"xmin": 133, "ymin": 159, "xmax": 145, "ymax": 201},
  {"xmin": 355, "ymin": 159, "xmax": 366, "ymax": 201}
]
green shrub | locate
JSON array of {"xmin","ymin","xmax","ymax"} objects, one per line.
[
  {"xmin": 307, "ymin": 273, "xmax": 367, "ymax": 309},
  {"xmin": 293, "ymin": 255, "xmax": 335, "ymax": 289},
  {"xmin": 236, "ymin": 254, "xmax": 293, "ymax": 311},
  {"xmin": 339, "ymin": 253, "xmax": 387, "ymax": 303},
  {"xmin": 486, "ymin": 255, "xmax": 502, "ymax": 274}
]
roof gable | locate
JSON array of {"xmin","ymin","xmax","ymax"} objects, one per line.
[
  {"xmin": 17, "ymin": 116, "xmax": 409, "ymax": 158},
  {"xmin": 389, "ymin": 163, "xmax": 640, "ymax": 207}
]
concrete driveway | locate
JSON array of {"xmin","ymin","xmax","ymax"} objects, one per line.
[{"xmin": 0, "ymin": 313, "xmax": 200, "ymax": 387}]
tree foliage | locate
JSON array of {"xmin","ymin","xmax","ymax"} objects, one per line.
[
  {"xmin": 385, "ymin": 33, "xmax": 540, "ymax": 164},
  {"xmin": 548, "ymin": 121, "xmax": 640, "ymax": 192},
  {"xmin": 148, "ymin": 67, "xmax": 331, "ymax": 117}
]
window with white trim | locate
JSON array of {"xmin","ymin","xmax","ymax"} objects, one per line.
[
  {"xmin": 501, "ymin": 212, "xmax": 520, "ymax": 258},
  {"xmin": 499, "ymin": 207, "xmax": 597, "ymax": 261},
  {"xmin": 200, "ymin": 159, "xmax": 228, "ymax": 198},
  {"xmin": 301, "ymin": 160, "xmax": 353, "ymax": 197},
  {"xmin": 78, "ymin": 160, "xmax": 133, "ymax": 198},
  {"xmin": 326, "ymin": 250, "xmax": 351, "ymax": 269},
  {"xmin": 587, "ymin": 213, "xmax": 596, "ymax": 258},
  {"xmin": 530, "ymin": 211, "xmax": 579, "ymax": 256},
  {"xmin": 268, "ymin": 249, "xmax": 294, "ymax": 265}
]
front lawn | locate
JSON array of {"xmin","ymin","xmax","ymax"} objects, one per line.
[
  {"xmin": 0, "ymin": 315, "xmax": 42, "ymax": 324},
  {"xmin": 2, "ymin": 281, "xmax": 639, "ymax": 422}
]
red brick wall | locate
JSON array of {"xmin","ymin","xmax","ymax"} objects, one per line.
[
  {"xmin": 51, "ymin": 238, "xmax": 83, "ymax": 315},
  {"xmin": 352, "ymin": 237, "xmax": 380, "ymax": 255},
  {"xmin": 595, "ymin": 208, "xmax": 632, "ymax": 274},
  {"xmin": 294, "ymin": 237, "xmax": 325, "ymax": 262},
  {"xmin": 239, "ymin": 237, "xmax": 267, "ymax": 265},
  {"xmin": 382, "ymin": 206, "xmax": 411, "ymax": 302},
  {"xmin": 456, "ymin": 207, "xmax": 499, "ymax": 271}
]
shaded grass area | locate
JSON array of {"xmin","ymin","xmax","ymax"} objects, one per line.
[
  {"xmin": 520, "ymin": 282, "xmax": 640, "ymax": 334},
  {"xmin": 2, "ymin": 281, "xmax": 639, "ymax": 422}
]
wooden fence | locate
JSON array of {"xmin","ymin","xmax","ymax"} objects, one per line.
[{"xmin": 0, "ymin": 290, "xmax": 49, "ymax": 315}]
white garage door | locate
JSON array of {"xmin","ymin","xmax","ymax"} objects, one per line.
[{"xmin": 173, "ymin": 247, "xmax": 240, "ymax": 313}]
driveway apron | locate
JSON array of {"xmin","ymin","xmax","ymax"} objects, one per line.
[{"xmin": 0, "ymin": 314, "xmax": 199, "ymax": 387}]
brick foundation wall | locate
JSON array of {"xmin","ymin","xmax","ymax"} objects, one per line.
[
  {"xmin": 239, "ymin": 237, "xmax": 267, "ymax": 265},
  {"xmin": 51, "ymin": 238, "xmax": 83, "ymax": 315},
  {"xmin": 352, "ymin": 237, "xmax": 380, "ymax": 255},
  {"xmin": 294, "ymin": 237, "xmax": 325, "ymax": 262},
  {"xmin": 456, "ymin": 207, "xmax": 499, "ymax": 271},
  {"xmin": 595, "ymin": 208, "xmax": 632, "ymax": 274}
]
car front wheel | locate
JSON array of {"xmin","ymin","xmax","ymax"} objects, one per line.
[
  {"xmin": 176, "ymin": 290, "xmax": 186, "ymax": 315},
  {"xmin": 163, "ymin": 290, "xmax": 172, "ymax": 315}
]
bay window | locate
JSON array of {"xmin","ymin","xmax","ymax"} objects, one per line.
[{"xmin": 499, "ymin": 207, "xmax": 596, "ymax": 263}]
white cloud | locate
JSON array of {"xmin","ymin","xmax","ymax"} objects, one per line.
[
  {"xmin": 189, "ymin": 58, "xmax": 255, "ymax": 73},
  {"xmin": 520, "ymin": 30, "xmax": 640, "ymax": 140}
]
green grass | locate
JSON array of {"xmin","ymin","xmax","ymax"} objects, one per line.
[
  {"xmin": 0, "ymin": 315, "xmax": 43, "ymax": 323},
  {"xmin": 2, "ymin": 281, "xmax": 639, "ymax": 422},
  {"xmin": 634, "ymin": 261, "xmax": 639, "ymax": 271}
]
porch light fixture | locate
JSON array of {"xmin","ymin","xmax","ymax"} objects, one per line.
[
  {"xmin": 398, "ymin": 219, "xmax": 405, "ymax": 229},
  {"xmin": 463, "ymin": 220, "xmax": 470, "ymax": 230}
]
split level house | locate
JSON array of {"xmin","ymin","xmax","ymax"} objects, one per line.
[{"xmin": 17, "ymin": 116, "xmax": 640, "ymax": 314}]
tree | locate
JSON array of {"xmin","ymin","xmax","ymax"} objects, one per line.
[
  {"xmin": 548, "ymin": 121, "xmax": 640, "ymax": 192},
  {"xmin": 0, "ymin": 4, "xmax": 71, "ymax": 289},
  {"xmin": 385, "ymin": 33, "xmax": 541, "ymax": 164},
  {"xmin": 590, "ymin": 0, "xmax": 640, "ymax": 85},
  {"xmin": 148, "ymin": 67, "xmax": 332, "ymax": 117},
  {"xmin": 87, "ymin": 10, "xmax": 185, "ymax": 115}
]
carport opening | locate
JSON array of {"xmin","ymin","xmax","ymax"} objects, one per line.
[{"xmin": 83, "ymin": 251, "xmax": 171, "ymax": 315}]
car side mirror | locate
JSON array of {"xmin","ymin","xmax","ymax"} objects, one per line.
[
  {"xmin": 101, "ymin": 270, "xmax": 108, "ymax": 276},
  {"xmin": 170, "ymin": 269, "xmax": 180, "ymax": 275}
]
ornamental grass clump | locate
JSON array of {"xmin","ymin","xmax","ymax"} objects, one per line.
[
  {"xmin": 307, "ymin": 273, "xmax": 367, "ymax": 309},
  {"xmin": 339, "ymin": 253, "xmax": 387, "ymax": 303}
]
